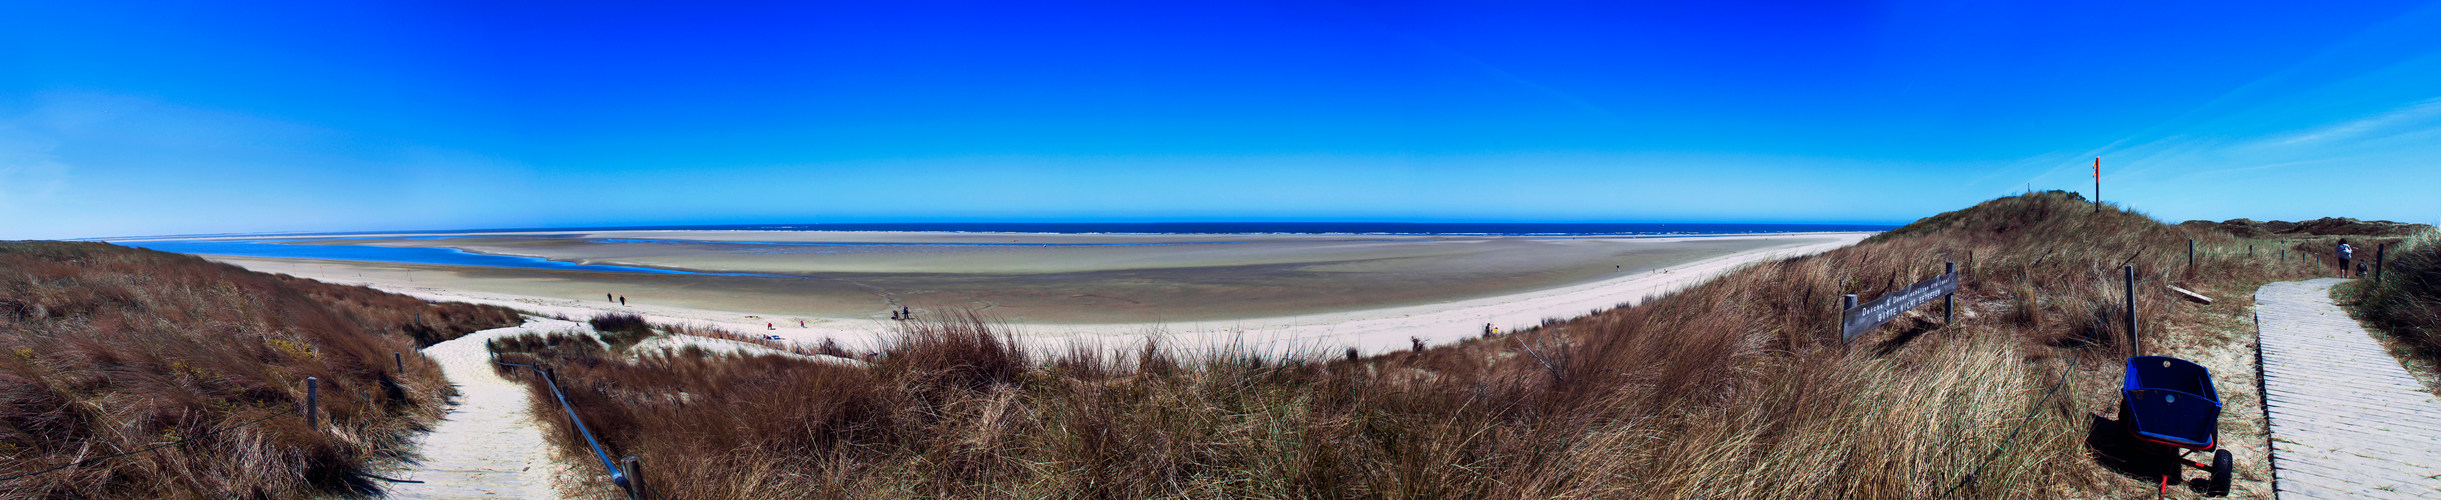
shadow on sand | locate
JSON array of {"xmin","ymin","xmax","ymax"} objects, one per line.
[{"xmin": 2086, "ymin": 412, "xmax": 2213, "ymax": 495}]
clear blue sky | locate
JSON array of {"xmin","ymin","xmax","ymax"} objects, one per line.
[{"xmin": 4, "ymin": 2, "xmax": 2438, "ymax": 239}]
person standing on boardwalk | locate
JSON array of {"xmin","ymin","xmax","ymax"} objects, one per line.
[{"xmin": 2337, "ymin": 239, "xmax": 2355, "ymax": 277}]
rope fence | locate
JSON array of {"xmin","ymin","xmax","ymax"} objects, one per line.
[{"xmin": 496, "ymin": 360, "xmax": 656, "ymax": 499}]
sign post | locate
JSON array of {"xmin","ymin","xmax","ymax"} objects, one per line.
[
  {"xmin": 1943, "ymin": 262, "xmax": 1956, "ymax": 324},
  {"xmin": 1841, "ymin": 262, "xmax": 1962, "ymax": 343}
]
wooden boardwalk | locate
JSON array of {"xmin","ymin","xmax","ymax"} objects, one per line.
[{"xmin": 2254, "ymin": 278, "xmax": 2441, "ymax": 498}]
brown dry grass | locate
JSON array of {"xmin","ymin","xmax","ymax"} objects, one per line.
[
  {"xmin": 494, "ymin": 192, "xmax": 2343, "ymax": 499},
  {"xmin": 0, "ymin": 241, "xmax": 522, "ymax": 498}
]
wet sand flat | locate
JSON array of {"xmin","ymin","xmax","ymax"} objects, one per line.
[{"xmin": 209, "ymin": 231, "xmax": 1844, "ymax": 323}]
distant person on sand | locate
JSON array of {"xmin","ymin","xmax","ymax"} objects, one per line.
[
  {"xmin": 607, "ymin": 293, "xmax": 613, "ymax": 302},
  {"xmin": 619, "ymin": 295, "xmax": 627, "ymax": 306},
  {"xmin": 2338, "ymin": 239, "xmax": 2354, "ymax": 277}
]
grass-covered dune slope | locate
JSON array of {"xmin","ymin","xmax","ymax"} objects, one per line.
[
  {"xmin": 0, "ymin": 241, "xmax": 521, "ymax": 498},
  {"xmin": 2180, "ymin": 217, "xmax": 2432, "ymax": 239},
  {"xmin": 501, "ymin": 192, "xmax": 2380, "ymax": 499}
]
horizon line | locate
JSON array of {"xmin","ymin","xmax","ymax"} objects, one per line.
[{"xmin": 78, "ymin": 220, "xmax": 1910, "ymax": 242}]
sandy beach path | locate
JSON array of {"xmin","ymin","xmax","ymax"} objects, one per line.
[{"xmin": 381, "ymin": 318, "xmax": 583, "ymax": 499}]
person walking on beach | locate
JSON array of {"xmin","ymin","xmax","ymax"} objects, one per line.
[
  {"xmin": 2338, "ymin": 239, "xmax": 2355, "ymax": 277},
  {"xmin": 619, "ymin": 295, "xmax": 627, "ymax": 306},
  {"xmin": 607, "ymin": 293, "xmax": 613, "ymax": 302}
]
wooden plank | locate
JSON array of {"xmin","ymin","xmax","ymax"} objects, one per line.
[
  {"xmin": 2169, "ymin": 284, "xmax": 2214, "ymax": 304},
  {"xmin": 2265, "ymin": 442, "xmax": 2441, "ymax": 478},
  {"xmin": 2264, "ymin": 387, "xmax": 2441, "ymax": 416}
]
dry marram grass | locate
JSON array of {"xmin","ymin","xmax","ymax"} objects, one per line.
[{"xmin": 0, "ymin": 241, "xmax": 524, "ymax": 498}]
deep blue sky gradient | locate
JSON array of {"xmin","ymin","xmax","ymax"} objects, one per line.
[{"xmin": 4, "ymin": 1, "xmax": 2439, "ymax": 239}]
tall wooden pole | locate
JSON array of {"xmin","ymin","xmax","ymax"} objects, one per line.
[{"xmin": 2093, "ymin": 157, "xmax": 2102, "ymax": 213}]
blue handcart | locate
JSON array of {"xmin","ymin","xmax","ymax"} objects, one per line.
[{"xmin": 2118, "ymin": 355, "xmax": 2234, "ymax": 497}]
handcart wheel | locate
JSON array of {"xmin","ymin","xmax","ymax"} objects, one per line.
[{"xmin": 2206, "ymin": 449, "xmax": 2232, "ymax": 497}]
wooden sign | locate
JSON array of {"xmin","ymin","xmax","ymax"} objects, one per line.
[{"xmin": 1842, "ymin": 263, "xmax": 1959, "ymax": 342}]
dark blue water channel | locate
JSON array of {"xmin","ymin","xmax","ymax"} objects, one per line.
[{"xmin": 111, "ymin": 239, "xmax": 775, "ymax": 276}]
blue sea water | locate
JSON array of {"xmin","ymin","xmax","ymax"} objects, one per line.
[
  {"xmin": 646, "ymin": 222, "xmax": 1896, "ymax": 235},
  {"xmin": 137, "ymin": 222, "xmax": 1895, "ymax": 238},
  {"xmin": 105, "ymin": 222, "xmax": 1892, "ymax": 275}
]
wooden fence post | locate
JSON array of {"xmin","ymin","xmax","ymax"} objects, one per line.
[
  {"xmin": 2124, "ymin": 265, "xmax": 2139, "ymax": 355},
  {"xmin": 2187, "ymin": 239, "xmax": 2195, "ymax": 269},
  {"xmin": 1840, "ymin": 294, "xmax": 1857, "ymax": 343},
  {"xmin": 621, "ymin": 456, "xmax": 646, "ymax": 500},
  {"xmin": 2378, "ymin": 243, "xmax": 2387, "ymax": 282},
  {"xmin": 1943, "ymin": 262, "xmax": 1956, "ymax": 325},
  {"xmin": 394, "ymin": 352, "xmax": 403, "ymax": 373},
  {"xmin": 308, "ymin": 378, "xmax": 322, "ymax": 426}
]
